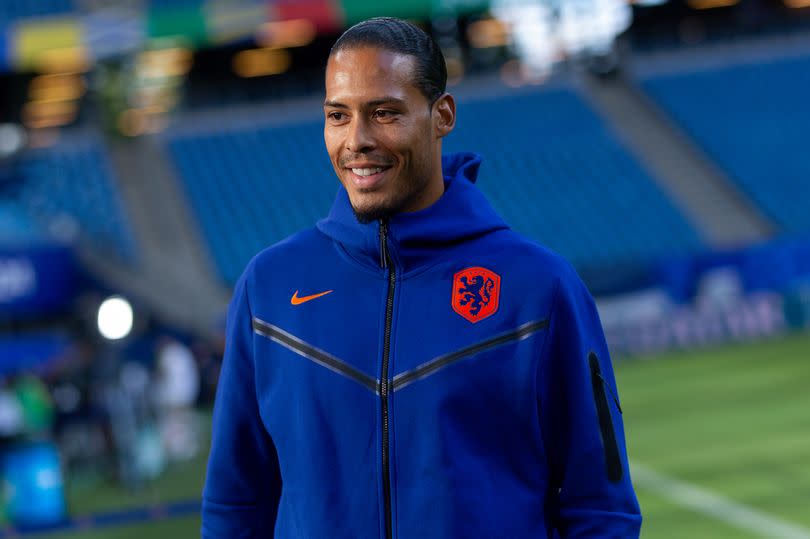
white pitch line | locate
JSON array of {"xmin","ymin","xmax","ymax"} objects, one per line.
[{"xmin": 632, "ymin": 462, "xmax": 810, "ymax": 539}]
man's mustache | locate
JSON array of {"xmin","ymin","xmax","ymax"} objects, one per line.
[{"xmin": 339, "ymin": 154, "xmax": 395, "ymax": 168}]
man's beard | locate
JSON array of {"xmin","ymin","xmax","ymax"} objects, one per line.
[
  {"xmin": 349, "ymin": 176, "xmax": 427, "ymax": 224},
  {"xmin": 352, "ymin": 205, "xmax": 394, "ymax": 224}
]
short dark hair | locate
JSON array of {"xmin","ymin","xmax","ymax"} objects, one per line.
[{"xmin": 330, "ymin": 17, "xmax": 447, "ymax": 104}]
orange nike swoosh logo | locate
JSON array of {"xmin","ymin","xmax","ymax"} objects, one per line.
[{"xmin": 291, "ymin": 289, "xmax": 333, "ymax": 305}]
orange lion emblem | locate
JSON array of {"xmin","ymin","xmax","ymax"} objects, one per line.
[{"xmin": 452, "ymin": 267, "xmax": 501, "ymax": 323}]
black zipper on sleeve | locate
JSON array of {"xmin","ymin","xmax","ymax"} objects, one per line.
[
  {"xmin": 379, "ymin": 220, "xmax": 395, "ymax": 539},
  {"xmin": 588, "ymin": 351, "xmax": 623, "ymax": 483}
]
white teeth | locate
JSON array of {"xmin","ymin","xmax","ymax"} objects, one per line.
[{"xmin": 351, "ymin": 167, "xmax": 384, "ymax": 176}]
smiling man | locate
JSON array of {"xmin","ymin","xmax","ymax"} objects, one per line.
[
  {"xmin": 323, "ymin": 43, "xmax": 452, "ymax": 222},
  {"xmin": 202, "ymin": 17, "xmax": 641, "ymax": 539}
]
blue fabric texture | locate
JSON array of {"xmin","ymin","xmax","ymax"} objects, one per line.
[{"xmin": 202, "ymin": 153, "xmax": 641, "ymax": 538}]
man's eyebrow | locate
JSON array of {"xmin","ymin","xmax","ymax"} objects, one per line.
[
  {"xmin": 367, "ymin": 96, "xmax": 407, "ymax": 108},
  {"xmin": 323, "ymin": 99, "xmax": 348, "ymax": 108},
  {"xmin": 323, "ymin": 96, "xmax": 407, "ymax": 108}
]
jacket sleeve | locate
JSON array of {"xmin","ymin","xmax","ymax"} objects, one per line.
[
  {"xmin": 538, "ymin": 265, "xmax": 641, "ymax": 538},
  {"xmin": 202, "ymin": 267, "xmax": 281, "ymax": 538}
]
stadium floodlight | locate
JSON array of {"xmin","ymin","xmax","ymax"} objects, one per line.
[
  {"xmin": 97, "ymin": 295, "xmax": 134, "ymax": 341},
  {"xmin": 0, "ymin": 124, "xmax": 26, "ymax": 161},
  {"xmin": 492, "ymin": 0, "xmax": 632, "ymax": 79}
]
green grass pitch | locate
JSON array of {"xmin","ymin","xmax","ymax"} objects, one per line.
[
  {"xmin": 618, "ymin": 330, "xmax": 810, "ymax": 538},
  {"xmin": 24, "ymin": 330, "xmax": 810, "ymax": 538}
]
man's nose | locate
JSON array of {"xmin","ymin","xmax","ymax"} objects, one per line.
[{"xmin": 345, "ymin": 117, "xmax": 374, "ymax": 153}]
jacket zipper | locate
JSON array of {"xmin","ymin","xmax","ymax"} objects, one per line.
[
  {"xmin": 379, "ymin": 220, "xmax": 395, "ymax": 539},
  {"xmin": 588, "ymin": 351, "xmax": 623, "ymax": 483}
]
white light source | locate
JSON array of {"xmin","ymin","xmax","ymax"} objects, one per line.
[
  {"xmin": 0, "ymin": 124, "xmax": 26, "ymax": 159},
  {"xmin": 97, "ymin": 295, "xmax": 134, "ymax": 340},
  {"xmin": 492, "ymin": 0, "xmax": 633, "ymax": 77}
]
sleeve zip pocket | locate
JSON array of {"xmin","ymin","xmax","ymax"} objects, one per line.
[{"xmin": 588, "ymin": 351, "xmax": 623, "ymax": 483}]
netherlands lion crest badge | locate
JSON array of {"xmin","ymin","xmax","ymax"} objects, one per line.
[{"xmin": 452, "ymin": 266, "xmax": 501, "ymax": 323}]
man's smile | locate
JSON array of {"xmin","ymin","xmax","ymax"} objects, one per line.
[{"xmin": 345, "ymin": 163, "xmax": 393, "ymax": 189}]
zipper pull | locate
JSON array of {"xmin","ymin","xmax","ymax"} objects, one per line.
[{"xmin": 379, "ymin": 220, "xmax": 388, "ymax": 269}]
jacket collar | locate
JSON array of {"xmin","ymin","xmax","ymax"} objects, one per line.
[{"xmin": 316, "ymin": 152, "xmax": 509, "ymax": 274}]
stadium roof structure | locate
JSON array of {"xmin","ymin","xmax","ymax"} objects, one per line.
[{"xmin": 0, "ymin": 0, "xmax": 494, "ymax": 74}]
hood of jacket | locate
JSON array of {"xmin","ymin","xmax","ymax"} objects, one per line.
[{"xmin": 316, "ymin": 152, "xmax": 510, "ymax": 273}]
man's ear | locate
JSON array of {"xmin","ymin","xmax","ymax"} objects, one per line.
[{"xmin": 433, "ymin": 93, "xmax": 456, "ymax": 138}]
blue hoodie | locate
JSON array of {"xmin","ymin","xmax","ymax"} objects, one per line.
[{"xmin": 202, "ymin": 153, "xmax": 641, "ymax": 538}]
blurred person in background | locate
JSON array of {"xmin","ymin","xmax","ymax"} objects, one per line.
[
  {"xmin": 0, "ymin": 374, "xmax": 64, "ymax": 526},
  {"xmin": 191, "ymin": 337, "xmax": 222, "ymax": 407},
  {"xmin": 203, "ymin": 16, "xmax": 640, "ymax": 539},
  {"xmin": 153, "ymin": 336, "xmax": 201, "ymax": 462},
  {"xmin": 0, "ymin": 382, "xmax": 23, "ymax": 439},
  {"xmin": 10, "ymin": 374, "xmax": 54, "ymax": 437}
]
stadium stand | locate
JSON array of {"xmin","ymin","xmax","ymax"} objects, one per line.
[
  {"xmin": 0, "ymin": 0, "xmax": 75, "ymax": 26},
  {"xmin": 0, "ymin": 202, "xmax": 42, "ymax": 243},
  {"xmin": 169, "ymin": 88, "xmax": 704, "ymax": 285},
  {"xmin": 3, "ymin": 143, "xmax": 136, "ymax": 260},
  {"xmin": 169, "ymin": 123, "xmax": 336, "ymax": 284},
  {"xmin": 641, "ymin": 54, "xmax": 810, "ymax": 237},
  {"xmin": 444, "ymin": 89, "xmax": 703, "ymax": 272}
]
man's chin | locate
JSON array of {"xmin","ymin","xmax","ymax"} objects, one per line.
[
  {"xmin": 352, "ymin": 204, "xmax": 394, "ymax": 224},
  {"xmin": 347, "ymin": 192, "xmax": 396, "ymax": 224}
]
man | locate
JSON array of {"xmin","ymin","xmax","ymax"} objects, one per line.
[{"xmin": 203, "ymin": 17, "xmax": 641, "ymax": 538}]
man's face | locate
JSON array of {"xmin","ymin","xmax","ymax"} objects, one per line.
[{"xmin": 324, "ymin": 46, "xmax": 444, "ymax": 223}]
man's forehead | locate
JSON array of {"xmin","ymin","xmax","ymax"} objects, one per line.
[
  {"xmin": 329, "ymin": 46, "xmax": 415, "ymax": 73},
  {"xmin": 326, "ymin": 46, "xmax": 418, "ymax": 93}
]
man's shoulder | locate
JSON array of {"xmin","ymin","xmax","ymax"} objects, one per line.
[
  {"xmin": 489, "ymin": 229, "xmax": 579, "ymax": 283},
  {"xmin": 241, "ymin": 226, "xmax": 329, "ymax": 280}
]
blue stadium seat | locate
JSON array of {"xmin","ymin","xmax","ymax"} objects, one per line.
[
  {"xmin": 641, "ymin": 55, "xmax": 810, "ymax": 236},
  {"xmin": 169, "ymin": 88, "xmax": 704, "ymax": 285},
  {"xmin": 444, "ymin": 90, "xmax": 703, "ymax": 273},
  {"xmin": 0, "ymin": 0, "xmax": 75, "ymax": 27},
  {"xmin": 0, "ymin": 202, "xmax": 42, "ymax": 243},
  {"xmin": 7, "ymin": 143, "xmax": 136, "ymax": 260},
  {"xmin": 170, "ymin": 123, "xmax": 336, "ymax": 284}
]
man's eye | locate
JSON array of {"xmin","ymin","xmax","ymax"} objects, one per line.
[
  {"xmin": 373, "ymin": 110, "xmax": 397, "ymax": 120},
  {"xmin": 328, "ymin": 112, "xmax": 345, "ymax": 121}
]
